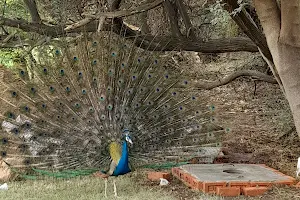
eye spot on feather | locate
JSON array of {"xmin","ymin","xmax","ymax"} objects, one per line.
[
  {"xmin": 55, "ymin": 49, "xmax": 61, "ymax": 55},
  {"xmin": 172, "ymin": 92, "xmax": 177, "ymax": 96},
  {"xmin": 89, "ymin": 107, "xmax": 94, "ymax": 112},
  {"xmin": 154, "ymin": 59, "xmax": 158, "ymax": 64},
  {"xmin": 66, "ymin": 87, "xmax": 71, "ymax": 93},
  {"xmin": 92, "ymin": 41, "xmax": 97, "ymax": 46},
  {"xmin": 78, "ymin": 72, "xmax": 83, "ymax": 78},
  {"xmin": 43, "ymin": 68, "xmax": 48, "ymax": 74},
  {"xmin": 60, "ymin": 69, "xmax": 65, "ymax": 76},
  {"xmin": 168, "ymin": 128, "xmax": 174, "ymax": 132},
  {"xmin": 7, "ymin": 112, "xmax": 15, "ymax": 119},
  {"xmin": 49, "ymin": 86, "xmax": 55, "ymax": 92},
  {"xmin": 179, "ymin": 106, "xmax": 183, "ymax": 111},
  {"xmin": 183, "ymin": 80, "xmax": 188, "ymax": 85},
  {"xmin": 57, "ymin": 115, "xmax": 61, "ymax": 119},
  {"xmin": 210, "ymin": 117, "xmax": 215, "ymax": 122},
  {"xmin": 24, "ymin": 106, "xmax": 30, "ymax": 112},
  {"xmin": 41, "ymin": 103, "xmax": 46, "ymax": 109},
  {"xmin": 12, "ymin": 128, "xmax": 19, "ymax": 134},
  {"xmin": 167, "ymin": 117, "xmax": 173, "ymax": 121},
  {"xmin": 191, "ymin": 96, "xmax": 196, "ymax": 100},
  {"xmin": 11, "ymin": 91, "xmax": 17, "ymax": 97},
  {"xmin": 99, "ymin": 96, "xmax": 105, "ymax": 101},
  {"xmin": 137, "ymin": 58, "xmax": 141, "ymax": 63},
  {"xmin": 24, "ymin": 159, "xmax": 31, "ymax": 165},
  {"xmin": 74, "ymin": 103, "xmax": 80, "ymax": 109},
  {"xmin": 1, "ymin": 151, "xmax": 6, "ymax": 157},
  {"xmin": 25, "ymin": 122, "xmax": 31, "ymax": 129},
  {"xmin": 127, "ymin": 89, "xmax": 133, "ymax": 94},
  {"xmin": 19, "ymin": 70, "xmax": 25, "ymax": 77},
  {"xmin": 164, "ymin": 74, "xmax": 169, "ymax": 79},
  {"xmin": 92, "ymin": 60, "xmax": 97, "ymax": 65},
  {"xmin": 73, "ymin": 56, "xmax": 78, "ymax": 61},
  {"xmin": 107, "ymin": 104, "xmax": 113, "ymax": 110},
  {"xmin": 111, "ymin": 52, "xmax": 116, "ymax": 57},
  {"xmin": 82, "ymin": 89, "xmax": 87, "ymax": 95},
  {"xmin": 30, "ymin": 87, "xmax": 36, "ymax": 94},
  {"xmin": 1, "ymin": 138, "xmax": 8, "ymax": 144}
]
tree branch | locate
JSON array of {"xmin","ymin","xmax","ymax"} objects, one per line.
[
  {"xmin": 175, "ymin": 0, "xmax": 196, "ymax": 39},
  {"xmin": 66, "ymin": 0, "xmax": 164, "ymax": 31},
  {"xmin": 193, "ymin": 70, "xmax": 277, "ymax": 90},
  {"xmin": 0, "ymin": 16, "xmax": 259, "ymax": 53},
  {"xmin": 23, "ymin": 0, "xmax": 41, "ymax": 23},
  {"xmin": 223, "ymin": 0, "xmax": 273, "ymax": 62},
  {"xmin": 163, "ymin": 0, "xmax": 182, "ymax": 37}
]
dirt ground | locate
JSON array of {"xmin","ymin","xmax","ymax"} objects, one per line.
[
  {"xmin": 150, "ymin": 51, "xmax": 300, "ymax": 199},
  {"xmin": 183, "ymin": 51, "xmax": 299, "ymax": 177}
]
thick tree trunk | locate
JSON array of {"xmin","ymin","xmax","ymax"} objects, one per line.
[{"xmin": 254, "ymin": 0, "xmax": 300, "ymax": 136}]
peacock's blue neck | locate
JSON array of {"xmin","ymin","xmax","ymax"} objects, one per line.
[{"xmin": 112, "ymin": 140, "xmax": 131, "ymax": 176}]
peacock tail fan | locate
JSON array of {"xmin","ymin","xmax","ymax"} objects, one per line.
[{"xmin": 0, "ymin": 23, "xmax": 225, "ymax": 175}]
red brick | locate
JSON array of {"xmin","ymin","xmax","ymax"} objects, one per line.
[
  {"xmin": 294, "ymin": 181, "xmax": 300, "ymax": 188},
  {"xmin": 216, "ymin": 187, "xmax": 240, "ymax": 197},
  {"xmin": 147, "ymin": 171, "xmax": 171, "ymax": 181},
  {"xmin": 242, "ymin": 187, "xmax": 268, "ymax": 196}
]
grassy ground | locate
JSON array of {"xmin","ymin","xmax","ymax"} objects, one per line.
[
  {"xmin": 0, "ymin": 174, "xmax": 175, "ymax": 200},
  {"xmin": 1, "ymin": 171, "xmax": 300, "ymax": 200}
]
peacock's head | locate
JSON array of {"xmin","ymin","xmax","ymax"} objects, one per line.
[{"xmin": 123, "ymin": 129, "xmax": 133, "ymax": 145}]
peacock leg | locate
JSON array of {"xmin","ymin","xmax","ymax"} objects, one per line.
[
  {"xmin": 113, "ymin": 178, "xmax": 118, "ymax": 197},
  {"xmin": 104, "ymin": 178, "xmax": 108, "ymax": 198}
]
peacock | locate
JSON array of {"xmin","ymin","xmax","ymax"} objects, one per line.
[{"xmin": 0, "ymin": 22, "xmax": 224, "ymax": 197}]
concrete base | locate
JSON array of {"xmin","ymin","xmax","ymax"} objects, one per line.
[
  {"xmin": 180, "ymin": 164, "xmax": 288, "ymax": 182},
  {"xmin": 172, "ymin": 164, "xmax": 296, "ymax": 197}
]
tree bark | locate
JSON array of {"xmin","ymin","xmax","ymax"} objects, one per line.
[{"xmin": 254, "ymin": 0, "xmax": 300, "ymax": 136}]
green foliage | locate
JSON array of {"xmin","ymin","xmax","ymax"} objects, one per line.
[
  {"xmin": 0, "ymin": 49, "xmax": 23, "ymax": 68},
  {"xmin": 208, "ymin": 0, "xmax": 240, "ymax": 38},
  {"xmin": 0, "ymin": 0, "xmax": 30, "ymax": 20}
]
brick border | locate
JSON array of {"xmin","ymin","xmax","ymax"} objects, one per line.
[{"xmin": 172, "ymin": 164, "xmax": 296, "ymax": 197}]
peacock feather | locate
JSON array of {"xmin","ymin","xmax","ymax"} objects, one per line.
[{"xmin": 0, "ymin": 24, "xmax": 224, "ymax": 176}]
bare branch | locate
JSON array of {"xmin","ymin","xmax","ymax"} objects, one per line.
[
  {"xmin": 0, "ymin": 16, "xmax": 259, "ymax": 53},
  {"xmin": 86, "ymin": 0, "xmax": 164, "ymax": 18},
  {"xmin": 163, "ymin": 0, "xmax": 181, "ymax": 37},
  {"xmin": 223, "ymin": 0, "xmax": 273, "ymax": 62},
  {"xmin": 66, "ymin": 0, "xmax": 164, "ymax": 31},
  {"xmin": 23, "ymin": 0, "xmax": 41, "ymax": 23},
  {"xmin": 175, "ymin": 0, "xmax": 196, "ymax": 39},
  {"xmin": 193, "ymin": 70, "xmax": 277, "ymax": 90}
]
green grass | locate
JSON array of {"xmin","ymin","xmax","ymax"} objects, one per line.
[
  {"xmin": 1, "ymin": 173, "xmax": 299, "ymax": 200},
  {"xmin": 0, "ymin": 175, "xmax": 176, "ymax": 200}
]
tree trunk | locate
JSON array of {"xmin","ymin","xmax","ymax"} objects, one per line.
[{"xmin": 253, "ymin": 0, "xmax": 300, "ymax": 136}]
